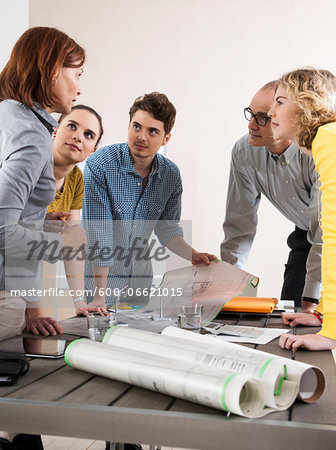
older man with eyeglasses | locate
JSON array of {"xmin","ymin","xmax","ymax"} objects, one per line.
[{"xmin": 220, "ymin": 81, "xmax": 322, "ymax": 312}]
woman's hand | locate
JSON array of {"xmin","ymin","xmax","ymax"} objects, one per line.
[
  {"xmin": 282, "ymin": 312, "xmax": 321, "ymax": 327},
  {"xmin": 44, "ymin": 211, "xmax": 72, "ymax": 233},
  {"xmin": 279, "ymin": 333, "xmax": 336, "ymax": 351}
]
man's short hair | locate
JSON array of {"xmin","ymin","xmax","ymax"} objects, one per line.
[
  {"xmin": 260, "ymin": 80, "xmax": 279, "ymax": 92},
  {"xmin": 129, "ymin": 92, "xmax": 176, "ymax": 134}
]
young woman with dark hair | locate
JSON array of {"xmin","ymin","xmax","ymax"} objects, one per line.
[{"xmin": 48, "ymin": 105, "xmax": 107, "ymax": 316}]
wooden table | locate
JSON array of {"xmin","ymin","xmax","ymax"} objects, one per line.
[{"xmin": 0, "ymin": 314, "xmax": 335, "ymax": 450}]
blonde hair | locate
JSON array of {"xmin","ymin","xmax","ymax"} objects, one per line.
[{"xmin": 279, "ymin": 68, "xmax": 336, "ymax": 149}]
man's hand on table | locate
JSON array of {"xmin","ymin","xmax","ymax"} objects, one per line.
[
  {"xmin": 25, "ymin": 306, "xmax": 63, "ymax": 336},
  {"xmin": 75, "ymin": 299, "xmax": 109, "ymax": 316},
  {"xmin": 27, "ymin": 316, "xmax": 63, "ymax": 336}
]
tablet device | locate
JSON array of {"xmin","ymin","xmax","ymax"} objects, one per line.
[{"xmin": 23, "ymin": 337, "xmax": 71, "ymax": 359}]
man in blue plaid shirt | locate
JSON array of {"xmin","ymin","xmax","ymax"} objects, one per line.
[{"xmin": 82, "ymin": 92, "xmax": 216, "ymax": 308}]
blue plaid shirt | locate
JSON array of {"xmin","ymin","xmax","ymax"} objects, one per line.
[{"xmin": 82, "ymin": 143, "xmax": 183, "ymax": 301}]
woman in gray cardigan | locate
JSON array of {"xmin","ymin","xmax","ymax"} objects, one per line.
[{"xmin": 0, "ymin": 27, "xmax": 87, "ymax": 340}]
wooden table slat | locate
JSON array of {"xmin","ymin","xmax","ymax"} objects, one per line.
[
  {"xmin": 7, "ymin": 365, "xmax": 93, "ymax": 401},
  {"xmin": 59, "ymin": 374, "xmax": 131, "ymax": 405},
  {"xmin": 0, "ymin": 357, "xmax": 66, "ymax": 396},
  {"xmin": 112, "ymin": 385, "xmax": 174, "ymax": 410}
]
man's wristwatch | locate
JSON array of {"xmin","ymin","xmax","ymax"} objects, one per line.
[{"xmin": 73, "ymin": 296, "xmax": 85, "ymax": 304}]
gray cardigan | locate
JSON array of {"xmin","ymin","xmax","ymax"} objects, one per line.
[{"xmin": 0, "ymin": 100, "xmax": 62, "ymax": 301}]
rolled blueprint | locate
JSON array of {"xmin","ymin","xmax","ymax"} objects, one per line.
[
  {"xmin": 161, "ymin": 327, "xmax": 325, "ymax": 403},
  {"xmin": 103, "ymin": 326, "xmax": 298, "ymax": 410},
  {"xmin": 65, "ymin": 338, "xmax": 265, "ymax": 418}
]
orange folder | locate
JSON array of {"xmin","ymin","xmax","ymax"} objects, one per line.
[{"xmin": 221, "ymin": 297, "xmax": 278, "ymax": 313}]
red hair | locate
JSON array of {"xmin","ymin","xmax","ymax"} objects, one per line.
[{"xmin": 0, "ymin": 27, "xmax": 85, "ymax": 108}]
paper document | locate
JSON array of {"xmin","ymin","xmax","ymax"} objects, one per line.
[
  {"xmin": 62, "ymin": 261, "xmax": 258, "ymax": 331},
  {"xmin": 124, "ymin": 260, "xmax": 258, "ymax": 325},
  {"xmin": 214, "ymin": 326, "xmax": 290, "ymax": 345},
  {"xmin": 202, "ymin": 323, "xmax": 263, "ymax": 337}
]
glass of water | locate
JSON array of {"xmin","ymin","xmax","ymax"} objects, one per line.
[
  {"xmin": 177, "ymin": 303, "xmax": 203, "ymax": 333},
  {"xmin": 87, "ymin": 312, "xmax": 117, "ymax": 341}
]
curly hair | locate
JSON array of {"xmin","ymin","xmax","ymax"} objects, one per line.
[
  {"xmin": 279, "ymin": 68, "xmax": 336, "ymax": 149},
  {"xmin": 129, "ymin": 92, "xmax": 176, "ymax": 134}
]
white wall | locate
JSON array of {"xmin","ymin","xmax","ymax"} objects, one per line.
[
  {"xmin": 26, "ymin": 0, "xmax": 336, "ymax": 297},
  {"xmin": 0, "ymin": 0, "xmax": 28, "ymax": 70}
]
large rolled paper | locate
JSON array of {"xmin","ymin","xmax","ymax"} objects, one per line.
[
  {"xmin": 103, "ymin": 327, "xmax": 298, "ymax": 410},
  {"xmin": 65, "ymin": 338, "xmax": 266, "ymax": 418},
  {"xmin": 161, "ymin": 327, "xmax": 325, "ymax": 403}
]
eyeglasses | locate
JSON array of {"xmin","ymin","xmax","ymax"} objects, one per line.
[{"xmin": 244, "ymin": 107, "xmax": 271, "ymax": 127}]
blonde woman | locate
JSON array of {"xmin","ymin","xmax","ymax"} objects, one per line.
[{"xmin": 269, "ymin": 68, "xmax": 336, "ymax": 351}]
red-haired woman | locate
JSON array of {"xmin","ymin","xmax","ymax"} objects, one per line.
[{"xmin": 0, "ymin": 27, "xmax": 87, "ymax": 340}]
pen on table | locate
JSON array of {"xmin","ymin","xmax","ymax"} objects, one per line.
[{"xmin": 53, "ymin": 210, "xmax": 70, "ymax": 227}]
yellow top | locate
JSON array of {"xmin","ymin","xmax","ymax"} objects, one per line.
[
  {"xmin": 47, "ymin": 166, "xmax": 84, "ymax": 213},
  {"xmin": 312, "ymin": 123, "xmax": 336, "ymax": 340}
]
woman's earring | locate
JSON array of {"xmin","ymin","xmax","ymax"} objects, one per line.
[{"xmin": 52, "ymin": 130, "xmax": 57, "ymax": 140}]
